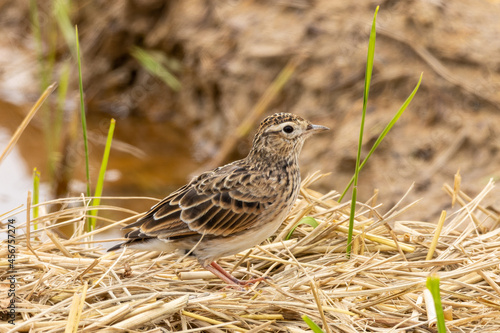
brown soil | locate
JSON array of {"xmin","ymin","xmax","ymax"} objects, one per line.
[{"xmin": 2, "ymin": 0, "xmax": 500, "ymax": 222}]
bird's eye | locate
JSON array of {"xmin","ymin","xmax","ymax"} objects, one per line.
[{"xmin": 283, "ymin": 125, "xmax": 294, "ymax": 134}]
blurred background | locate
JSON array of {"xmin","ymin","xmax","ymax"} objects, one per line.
[{"xmin": 1, "ymin": 0, "xmax": 500, "ymax": 225}]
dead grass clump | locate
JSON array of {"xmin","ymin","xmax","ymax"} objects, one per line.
[{"xmin": 2, "ymin": 173, "xmax": 500, "ymax": 332}]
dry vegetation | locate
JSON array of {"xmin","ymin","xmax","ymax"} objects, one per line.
[{"xmin": 2, "ymin": 173, "xmax": 500, "ymax": 332}]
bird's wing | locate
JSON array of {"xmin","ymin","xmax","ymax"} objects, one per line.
[{"xmin": 123, "ymin": 163, "xmax": 281, "ymax": 239}]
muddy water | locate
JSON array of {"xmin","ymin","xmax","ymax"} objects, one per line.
[
  {"xmin": 0, "ymin": 99, "xmax": 201, "ymax": 225},
  {"xmin": 0, "ymin": 101, "xmax": 51, "ymax": 214}
]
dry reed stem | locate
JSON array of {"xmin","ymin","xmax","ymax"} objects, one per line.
[
  {"xmin": 2, "ymin": 176, "xmax": 500, "ymax": 332},
  {"xmin": 426, "ymin": 210, "xmax": 446, "ymax": 261},
  {"xmin": 0, "ymin": 83, "xmax": 57, "ymax": 164}
]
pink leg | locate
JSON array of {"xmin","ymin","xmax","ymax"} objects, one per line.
[{"xmin": 203, "ymin": 261, "xmax": 268, "ymax": 286}]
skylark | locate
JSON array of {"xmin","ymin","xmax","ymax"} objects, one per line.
[{"xmin": 108, "ymin": 113, "xmax": 329, "ymax": 286}]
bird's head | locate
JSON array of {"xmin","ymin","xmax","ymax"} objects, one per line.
[{"xmin": 248, "ymin": 113, "xmax": 329, "ymax": 163}]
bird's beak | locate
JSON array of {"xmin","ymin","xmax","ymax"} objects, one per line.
[{"xmin": 306, "ymin": 124, "xmax": 329, "ymax": 133}]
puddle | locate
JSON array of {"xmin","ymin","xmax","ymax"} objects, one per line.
[
  {"xmin": 0, "ymin": 126, "xmax": 50, "ymax": 215},
  {"xmin": 0, "ymin": 99, "xmax": 201, "ymax": 235}
]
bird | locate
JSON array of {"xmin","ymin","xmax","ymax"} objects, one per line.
[{"xmin": 108, "ymin": 113, "xmax": 329, "ymax": 286}]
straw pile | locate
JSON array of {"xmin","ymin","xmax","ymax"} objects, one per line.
[{"xmin": 2, "ymin": 173, "xmax": 500, "ymax": 332}]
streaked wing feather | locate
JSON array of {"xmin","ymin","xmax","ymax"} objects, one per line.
[
  {"xmin": 124, "ymin": 228, "xmax": 145, "ymax": 239},
  {"xmin": 123, "ymin": 183, "xmax": 190, "ymax": 229},
  {"xmin": 215, "ymin": 211, "xmax": 258, "ymax": 236},
  {"xmin": 153, "ymin": 204, "xmax": 181, "ymax": 220},
  {"xmin": 212, "ymin": 192, "xmax": 232, "ymax": 209},
  {"xmin": 180, "ymin": 198, "xmax": 213, "ymax": 222},
  {"xmin": 186, "ymin": 205, "xmax": 222, "ymax": 230},
  {"xmin": 121, "ymin": 163, "xmax": 277, "ymax": 239},
  {"xmin": 179, "ymin": 188, "xmax": 209, "ymax": 208}
]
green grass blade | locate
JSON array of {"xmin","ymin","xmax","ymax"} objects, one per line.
[
  {"xmin": 346, "ymin": 6, "xmax": 379, "ymax": 256},
  {"xmin": 363, "ymin": 7, "xmax": 378, "ymax": 109},
  {"xmin": 75, "ymin": 25, "xmax": 91, "ymax": 200},
  {"xmin": 55, "ymin": 60, "xmax": 70, "ymax": 140},
  {"xmin": 32, "ymin": 168, "xmax": 40, "ymax": 230},
  {"xmin": 338, "ymin": 72, "xmax": 423, "ymax": 201},
  {"xmin": 426, "ymin": 274, "xmax": 447, "ymax": 333},
  {"xmin": 301, "ymin": 315, "xmax": 324, "ymax": 333},
  {"xmin": 88, "ymin": 118, "xmax": 116, "ymax": 231},
  {"xmin": 131, "ymin": 46, "xmax": 181, "ymax": 91},
  {"xmin": 48, "ymin": 60, "xmax": 71, "ymax": 177},
  {"xmin": 53, "ymin": 0, "xmax": 76, "ymax": 55},
  {"xmin": 29, "ymin": 0, "xmax": 48, "ymax": 91},
  {"xmin": 285, "ymin": 216, "xmax": 319, "ymax": 240},
  {"xmin": 30, "ymin": 0, "xmax": 54, "ymax": 179}
]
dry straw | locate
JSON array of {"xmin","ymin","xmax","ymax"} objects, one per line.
[{"xmin": 2, "ymin": 172, "xmax": 500, "ymax": 332}]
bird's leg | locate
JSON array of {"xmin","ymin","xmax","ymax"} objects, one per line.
[
  {"xmin": 204, "ymin": 262, "xmax": 241, "ymax": 285},
  {"xmin": 204, "ymin": 261, "xmax": 268, "ymax": 286}
]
